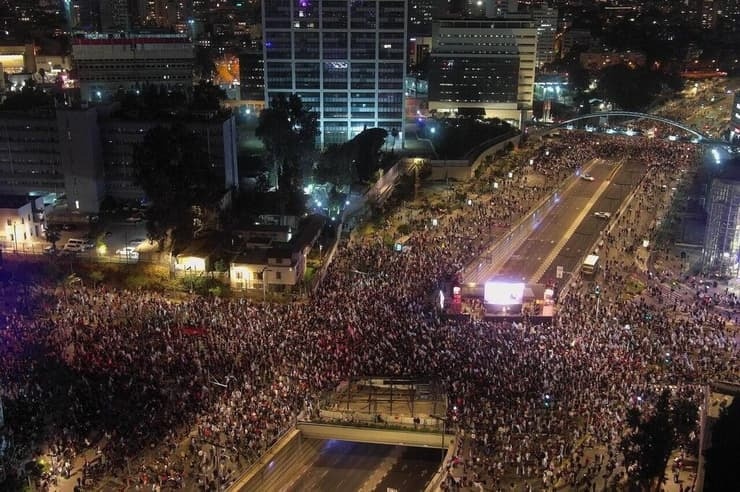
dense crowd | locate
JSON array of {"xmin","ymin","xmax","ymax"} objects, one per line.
[{"xmin": 0, "ymin": 132, "xmax": 736, "ymax": 492}]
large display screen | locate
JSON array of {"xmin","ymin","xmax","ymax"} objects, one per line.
[{"xmin": 484, "ymin": 281, "xmax": 525, "ymax": 305}]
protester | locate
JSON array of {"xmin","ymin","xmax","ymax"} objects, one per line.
[{"xmin": 0, "ymin": 133, "xmax": 734, "ymax": 492}]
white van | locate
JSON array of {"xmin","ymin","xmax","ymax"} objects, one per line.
[{"xmin": 63, "ymin": 238, "xmax": 86, "ymax": 252}]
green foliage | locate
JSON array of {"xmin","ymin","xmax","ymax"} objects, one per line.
[
  {"xmin": 315, "ymin": 144, "xmax": 355, "ymax": 187},
  {"xmin": 44, "ymin": 226, "xmax": 61, "ymax": 247},
  {"xmin": 621, "ymin": 390, "xmax": 677, "ymax": 489},
  {"xmin": 88, "ymin": 270, "xmax": 105, "ymax": 287},
  {"xmin": 422, "ymin": 118, "xmax": 514, "ymax": 160},
  {"xmin": 705, "ymin": 397, "xmax": 740, "ymax": 490},
  {"xmin": 179, "ymin": 275, "xmax": 225, "ymax": 296},
  {"xmin": 190, "ymin": 80, "xmax": 227, "ymax": 112},
  {"xmin": 397, "ymin": 223, "xmax": 412, "ymax": 235},
  {"xmin": 671, "ymin": 398, "xmax": 698, "ymax": 447},
  {"xmin": 596, "ymin": 64, "xmax": 665, "ymax": 111},
  {"xmin": 132, "ymin": 123, "xmax": 221, "ymax": 250},
  {"xmin": 213, "ymin": 259, "xmax": 228, "ymax": 272},
  {"xmin": 256, "ymin": 94, "xmax": 319, "ymax": 191},
  {"xmin": 353, "ymin": 128, "xmax": 388, "ymax": 182}
]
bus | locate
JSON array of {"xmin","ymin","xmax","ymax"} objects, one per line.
[{"xmin": 582, "ymin": 254, "xmax": 600, "ymax": 275}]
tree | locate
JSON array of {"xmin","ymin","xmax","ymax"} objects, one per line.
[
  {"xmin": 132, "ymin": 123, "xmax": 221, "ymax": 250},
  {"xmin": 597, "ymin": 64, "xmax": 663, "ymax": 111},
  {"xmin": 671, "ymin": 398, "xmax": 699, "ymax": 448},
  {"xmin": 256, "ymin": 94, "xmax": 319, "ymax": 193},
  {"xmin": 621, "ymin": 390, "xmax": 675, "ymax": 490},
  {"xmin": 390, "ymin": 127, "xmax": 399, "ymax": 152},
  {"xmin": 314, "ymin": 144, "xmax": 354, "ymax": 188},
  {"xmin": 705, "ymin": 397, "xmax": 740, "ymax": 490},
  {"xmin": 190, "ymin": 81, "xmax": 227, "ymax": 112},
  {"xmin": 352, "ymin": 128, "xmax": 388, "ymax": 182},
  {"xmin": 44, "ymin": 225, "xmax": 61, "ymax": 249}
]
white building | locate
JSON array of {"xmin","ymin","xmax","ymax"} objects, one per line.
[
  {"xmin": 262, "ymin": 0, "xmax": 407, "ymax": 147},
  {"xmin": 0, "ymin": 195, "xmax": 45, "ymax": 252},
  {"xmin": 428, "ymin": 17, "xmax": 537, "ymax": 125},
  {"xmin": 72, "ymin": 32, "xmax": 194, "ymax": 102}
]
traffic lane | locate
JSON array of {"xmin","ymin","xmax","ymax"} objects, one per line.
[
  {"xmin": 496, "ymin": 194, "xmax": 593, "ymax": 281},
  {"xmin": 372, "ymin": 447, "xmax": 440, "ymax": 492},
  {"xmin": 540, "ymin": 161, "xmax": 647, "ymax": 281},
  {"xmin": 467, "ymin": 162, "xmax": 608, "ymax": 283},
  {"xmin": 286, "ymin": 440, "xmax": 393, "ymax": 492},
  {"xmin": 489, "ymin": 164, "xmax": 606, "ymax": 281}
]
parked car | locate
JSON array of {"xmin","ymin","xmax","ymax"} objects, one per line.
[
  {"xmin": 115, "ymin": 247, "xmax": 139, "ymax": 259},
  {"xmin": 128, "ymin": 238, "xmax": 145, "ymax": 249},
  {"xmin": 63, "ymin": 238, "xmax": 86, "ymax": 252}
]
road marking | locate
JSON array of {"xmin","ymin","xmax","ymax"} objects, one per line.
[{"xmin": 529, "ymin": 161, "xmax": 623, "ymax": 283}]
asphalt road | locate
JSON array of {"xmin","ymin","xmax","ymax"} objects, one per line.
[
  {"xmin": 489, "ymin": 159, "xmax": 646, "ymax": 284},
  {"xmin": 283, "ymin": 440, "xmax": 439, "ymax": 492}
]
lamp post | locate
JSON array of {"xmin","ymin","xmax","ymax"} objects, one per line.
[
  {"xmin": 12, "ymin": 220, "xmax": 18, "ymax": 253},
  {"xmin": 262, "ymin": 267, "xmax": 271, "ymax": 301}
]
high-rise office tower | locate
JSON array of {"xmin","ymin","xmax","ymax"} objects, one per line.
[
  {"xmin": 703, "ymin": 158, "xmax": 740, "ymax": 279},
  {"xmin": 262, "ymin": 0, "xmax": 407, "ymax": 147},
  {"xmin": 428, "ymin": 16, "xmax": 537, "ymax": 125},
  {"xmin": 100, "ymin": 0, "xmax": 131, "ymax": 31},
  {"xmin": 531, "ymin": 5, "xmax": 557, "ymax": 68}
]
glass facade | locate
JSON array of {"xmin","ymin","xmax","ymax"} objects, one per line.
[{"xmin": 263, "ymin": 0, "xmax": 407, "ymax": 147}]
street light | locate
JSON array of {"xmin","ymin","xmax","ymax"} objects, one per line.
[
  {"xmin": 11, "ymin": 220, "xmax": 18, "ymax": 253},
  {"xmin": 262, "ymin": 267, "xmax": 271, "ymax": 301}
]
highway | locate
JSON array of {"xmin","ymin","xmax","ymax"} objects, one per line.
[
  {"xmin": 469, "ymin": 158, "xmax": 646, "ymax": 285},
  {"xmin": 282, "ymin": 440, "xmax": 439, "ymax": 492}
]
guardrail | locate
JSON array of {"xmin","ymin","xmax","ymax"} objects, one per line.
[{"xmin": 462, "ymin": 161, "xmax": 592, "ymax": 284}]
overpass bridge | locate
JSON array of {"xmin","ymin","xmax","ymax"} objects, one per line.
[
  {"xmin": 532, "ymin": 110, "xmax": 735, "ymax": 148},
  {"xmin": 296, "ymin": 421, "xmax": 453, "ymax": 448},
  {"xmin": 226, "ymin": 423, "xmax": 455, "ymax": 492}
]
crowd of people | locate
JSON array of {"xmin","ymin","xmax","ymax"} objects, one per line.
[{"xmin": 0, "ymin": 132, "xmax": 736, "ymax": 492}]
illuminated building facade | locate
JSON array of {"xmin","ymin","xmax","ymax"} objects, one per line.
[
  {"xmin": 262, "ymin": 0, "xmax": 407, "ymax": 147},
  {"xmin": 72, "ymin": 32, "xmax": 194, "ymax": 102},
  {"xmin": 428, "ymin": 17, "xmax": 537, "ymax": 125},
  {"xmin": 703, "ymin": 159, "xmax": 740, "ymax": 279}
]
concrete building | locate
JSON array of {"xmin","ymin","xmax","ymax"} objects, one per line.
[
  {"xmin": 531, "ymin": 5, "xmax": 557, "ymax": 68},
  {"xmin": 0, "ymin": 194, "xmax": 45, "ymax": 252},
  {"xmin": 0, "ymin": 105, "xmax": 238, "ymax": 213},
  {"xmin": 100, "ymin": 111, "xmax": 239, "ymax": 201},
  {"xmin": 0, "ymin": 43, "xmax": 37, "ymax": 74},
  {"xmin": 262, "ymin": 0, "xmax": 407, "ymax": 147},
  {"xmin": 229, "ymin": 215, "xmax": 324, "ymax": 291},
  {"xmin": 428, "ymin": 17, "xmax": 537, "ymax": 125},
  {"xmin": 72, "ymin": 32, "xmax": 194, "ymax": 103},
  {"xmin": 703, "ymin": 158, "xmax": 740, "ymax": 279},
  {"xmin": 0, "ymin": 111, "xmax": 64, "ymax": 198},
  {"xmin": 239, "ymin": 50, "xmax": 265, "ymax": 102}
]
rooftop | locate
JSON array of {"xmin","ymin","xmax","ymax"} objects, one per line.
[{"xmin": 0, "ymin": 194, "xmax": 32, "ymax": 210}]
